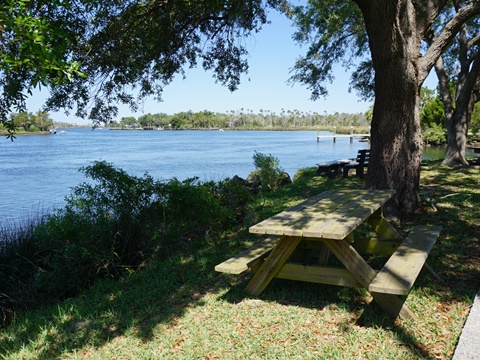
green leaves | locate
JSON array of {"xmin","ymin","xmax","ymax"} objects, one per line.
[
  {"xmin": 0, "ymin": 0, "xmax": 86, "ymax": 135},
  {"xmin": 252, "ymin": 151, "xmax": 285, "ymax": 191},
  {"xmin": 286, "ymin": 0, "xmax": 368, "ymax": 100},
  {"xmin": 44, "ymin": 0, "xmax": 274, "ymax": 125},
  {"xmin": 1, "ymin": 0, "xmax": 276, "ymax": 130}
]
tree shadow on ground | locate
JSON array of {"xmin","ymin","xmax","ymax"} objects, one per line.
[
  {"xmin": 0, "ymin": 230, "xmax": 256, "ymax": 358},
  {"xmin": 219, "ymin": 267, "xmax": 451, "ymax": 359}
]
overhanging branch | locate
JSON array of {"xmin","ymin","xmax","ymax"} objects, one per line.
[{"xmin": 420, "ymin": 2, "xmax": 480, "ymax": 82}]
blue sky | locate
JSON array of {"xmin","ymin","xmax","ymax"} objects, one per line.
[{"xmin": 26, "ymin": 10, "xmax": 436, "ymax": 125}]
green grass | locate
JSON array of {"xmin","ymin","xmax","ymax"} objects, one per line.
[{"xmin": 1, "ymin": 161, "xmax": 479, "ymax": 359}]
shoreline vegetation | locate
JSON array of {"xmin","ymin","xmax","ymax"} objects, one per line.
[
  {"xmin": 107, "ymin": 125, "xmax": 371, "ymax": 134},
  {"xmin": 4, "ymin": 105, "xmax": 472, "ymax": 146},
  {"xmin": 0, "ymin": 156, "xmax": 479, "ymax": 359},
  {"xmin": 4, "ymin": 107, "xmax": 479, "ymax": 145}
]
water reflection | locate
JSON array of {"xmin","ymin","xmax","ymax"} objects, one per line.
[
  {"xmin": 423, "ymin": 146, "xmax": 477, "ymax": 161},
  {"xmin": 423, "ymin": 146, "xmax": 445, "ymax": 160}
]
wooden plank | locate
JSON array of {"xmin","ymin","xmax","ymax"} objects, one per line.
[
  {"xmin": 303, "ymin": 190, "xmax": 394, "ymax": 239},
  {"xmin": 282, "ymin": 191, "xmax": 363, "ymax": 237},
  {"xmin": 318, "ymin": 243, "xmax": 331, "ymax": 265},
  {"xmin": 352, "ymin": 238, "xmax": 401, "ymax": 255},
  {"xmin": 249, "ymin": 190, "xmax": 335, "ymax": 235},
  {"xmin": 215, "ymin": 237, "xmax": 279, "ymax": 274},
  {"xmin": 250, "ymin": 190, "xmax": 395, "ymax": 239},
  {"xmin": 245, "ymin": 235, "xmax": 302, "ymax": 296},
  {"xmin": 276, "ymin": 263, "xmax": 362, "ymax": 288},
  {"xmin": 293, "ymin": 190, "xmax": 371, "ymax": 238},
  {"xmin": 316, "ymin": 160, "xmax": 340, "ymax": 166},
  {"xmin": 319, "ymin": 190, "xmax": 395, "ymax": 239},
  {"xmin": 297, "ymin": 237, "xmax": 400, "ymax": 255},
  {"xmin": 367, "ymin": 208, "xmax": 404, "ymax": 240},
  {"xmin": 368, "ymin": 226, "xmax": 442, "ymax": 295},
  {"xmin": 299, "ymin": 200, "xmax": 363, "ymax": 238},
  {"xmin": 323, "ymin": 238, "xmax": 414, "ymax": 320},
  {"xmin": 249, "ymin": 190, "xmax": 351, "ymax": 236}
]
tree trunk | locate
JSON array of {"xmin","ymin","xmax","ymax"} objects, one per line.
[
  {"xmin": 436, "ymin": 24, "xmax": 471, "ymax": 167},
  {"xmin": 435, "ymin": 57, "xmax": 470, "ymax": 166},
  {"xmin": 443, "ymin": 106, "xmax": 470, "ymax": 166},
  {"xmin": 359, "ymin": 1, "xmax": 423, "ymax": 215}
]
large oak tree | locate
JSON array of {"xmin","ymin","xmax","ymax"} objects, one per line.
[{"xmin": 289, "ymin": 0, "xmax": 480, "ymax": 215}]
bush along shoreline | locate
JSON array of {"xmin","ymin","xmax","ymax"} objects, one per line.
[{"xmin": 0, "ymin": 153, "xmax": 290, "ymax": 326}]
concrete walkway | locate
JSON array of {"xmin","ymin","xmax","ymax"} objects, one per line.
[{"xmin": 452, "ymin": 289, "xmax": 480, "ymax": 359}]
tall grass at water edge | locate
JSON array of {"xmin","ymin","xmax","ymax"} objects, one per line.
[{"xmin": 1, "ymin": 158, "xmax": 480, "ymax": 359}]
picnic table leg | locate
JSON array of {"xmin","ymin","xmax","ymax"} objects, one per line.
[
  {"xmin": 367, "ymin": 209, "xmax": 403, "ymax": 240},
  {"xmin": 246, "ymin": 235, "xmax": 302, "ymax": 296},
  {"xmin": 318, "ymin": 244, "xmax": 331, "ymax": 265},
  {"xmin": 368, "ymin": 210, "xmax": 442, "ymax": 281},
  {"xmin": 323, "ymin": 238, "xmax": 414, "ymax": 320}
]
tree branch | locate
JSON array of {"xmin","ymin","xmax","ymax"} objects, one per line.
[
  {"xmin": 420, "ymin": 2, "xmax": 480, "ymax": 82},
  {"xmin": 457, "ymin": 49, "xmax": 480, "ymax": 108},
  {"xmin": 414, "ymin": 0, "xmax": 448, "ymax": 38},
  {"xmin": 434, "ymin": 55, "xmax": 455, "ymax": 121},
  {"xmin": 468, "ymin": 34, "xmax": 480, "ymax": 49},
  {"xmin": 425, "ymin": 28, "xmax": 455, "ymax": 120}
]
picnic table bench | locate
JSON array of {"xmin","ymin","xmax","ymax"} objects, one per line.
[
  {"xmin": 216, "ymin": 189, "xmax": 441, "ymax": 320},
  {"xmin": 468, "ymin": 146, "xmax": 480, "ymax": 164},
  {"xmin": 343, "ymin": 149, "xmax": 370, "ymax": 178}
]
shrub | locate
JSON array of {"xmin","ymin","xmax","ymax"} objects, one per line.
[
  {"xmin": 251, "ymin": 151, "xmax": 284, "ymax": 191},
  {"xmin": 27, "ymin": 125, "xmax": 40, "ymax": 132},
  {"xmin": 206, "ymin": 177, "xmax": 253, "ymax": 223},
  {"xmin": 423, "ymin": 122, "xmax": 447, "ymax": 145},
  {"xmin": 0, "ymin": 161, "xmax": 253, "ymax": 325}
]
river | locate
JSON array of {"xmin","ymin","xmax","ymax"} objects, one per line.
[{"xmin": 0, "ymin": 128, "xmax": 448, "ymax": 225}]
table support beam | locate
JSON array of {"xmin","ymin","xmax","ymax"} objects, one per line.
[
  {"xmin": 323, "ymin": 238, "xmax": 414, "ymax": 320},
  {"xmin": 367, "ymin": 208, "xmax": 403, "ymax": 240},
  {"xmin": 276, "ymin": 263, "xmax": 362, "ymax": 288},
  {"xmin": 246, "ymin": 235, "xmax": 302, "ymax": 296}
]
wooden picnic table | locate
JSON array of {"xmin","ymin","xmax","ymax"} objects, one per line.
[
  {"xmin": 315, "ymin": 159, "xmax": 351, "ymax": 178},
  {"xmin": 217, "ymin": 189, "xmax": 441, "ymax": 320}
]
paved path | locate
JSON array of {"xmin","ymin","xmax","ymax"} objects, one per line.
[{"xmin": 453, "ymin": 289, "xmax": 480, "ymax": 359}]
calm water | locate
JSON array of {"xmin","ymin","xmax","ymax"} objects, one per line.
[{"xmin": 0, "ymin": 128, "xmax": 448, "ymax": 224}]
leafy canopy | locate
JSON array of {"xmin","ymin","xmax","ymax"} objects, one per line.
[
  {"xmin": 45, "ymin": 0, "xmax": 283, "ymax": 124},
  {"xmin": 0, "ymin": 0, "xmax": 86, "ymax": 137},
  {"xmin": 287, "ymin": 0, "xmax": 369, "ymax": 100},
  {"xmin": 1, "ymin": 0, "xmax": 284, "ymax": 132}
]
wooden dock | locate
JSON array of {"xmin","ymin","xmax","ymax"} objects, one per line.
[{"xmin": 317, "ymin": 133, "xmax": 371, "ymax": 143}]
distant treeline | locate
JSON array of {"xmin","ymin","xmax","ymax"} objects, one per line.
[
  {"xmin": 110, "ymin": 109, "xmax": 371, "ymax": 130},
  {"xmin": 2, "ymin": 112, "xmax": 88, "ymax": 134},
  {"xmin": 5, "ymin": 111, "xmax": 54, "ymax": 132}
]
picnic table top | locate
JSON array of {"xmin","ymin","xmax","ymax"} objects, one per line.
[
  {"xmin": 249, "ymin": 189, "xmax": 395, "ymax": 240},
  {"xmin": 316, "ymin": 159, "xmax": 352, "ymax": 166}
]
